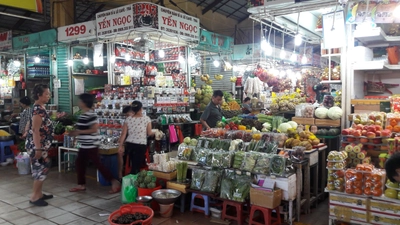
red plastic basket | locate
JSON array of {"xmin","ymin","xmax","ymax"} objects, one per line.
[{"xmin": 108, "ymin": 205, "xmax": 154, "ymax": 225}]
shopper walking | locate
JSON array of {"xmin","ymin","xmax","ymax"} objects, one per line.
[
  {"xmin": 69, "ymin": 93, "xmax": 121, "ymax": 193},
  {"xmin": 26, "ymin": 84, "xmax": 54, "ymax": 207},
  {"xmin": 200, "ymin": 90, "xmax": 223, "ymax": 130},
  {"xmin": 118, "ymin": 101, "xmax": 155, "ymax": 175}
]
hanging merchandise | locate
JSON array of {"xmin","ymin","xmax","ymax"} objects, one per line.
[{"xmin": 243, "ymin": 75, "xmax": 262, "ymax": 96}]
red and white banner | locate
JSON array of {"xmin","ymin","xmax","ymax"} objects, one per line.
[
  {"xmin": 58, "ymin": 21, "xmax": 96, "ymax": 42},
  {"xmin": 0, "ymin": 31, "xmax": 12, "ymax": 51},
  {"xmin": 158, "ymin": 6, "xmax": 199, "ymax": 41},
  {"xmin": 96, "ymin": 5, "xmax": 134, "ymax": 37},
  {"xmin": 95, "ymin": 3, "xmax": 200, "ymax": 42}
]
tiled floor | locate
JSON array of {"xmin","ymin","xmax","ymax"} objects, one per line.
[{"xmin": 0, "ymin": 164, "xmax": 328, "ymax": 225}]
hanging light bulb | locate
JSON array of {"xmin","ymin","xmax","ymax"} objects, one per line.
[
  {"xmin": 213, "ymin": 59, "xmax": 220, "ymax": 67},
  {"xmin": 110, "ymin": 55, "xmax": 116, "ymax": 63},
  {"xmin": 301, "ymin": 54, "xmax": 308, "ymax": 64},
  {"xmin": 14, "ymin": 60, "xmax": 21, "ymax": 67},
  {"xmin": 280, "ymin": 47, "xmax": 286, "ymax": 59},
  {"xmin": 279, "ymin": 70, "xmax": 286, "ymax": 77},
  {"xmin": 261, "ymin": 37, "xmax": 268, "ymax": 51},
  {"xmin": 295, "ymin": 33, "xmax": 302, "ymax": 46},
  {"xmin": 67, "ymin": 60, "xmax": 73, "ymax": 66},
  {"xmin": 286, "ymin": 69, "xmax": 293, "ymax": 76},
  {"xmin": 34, "ymin": 56, "xmax": 41, "ymax": 63},
  {"xmin": 125, "ymin": 54, "xmax": 131, "ymax": 61},
  {"xmin": 394, "ymin": 4, "xmax": 400, "ymax": 18},
  {"xmin": 159, "ymin": 49, "xmax": 165, "ymax": 58},
  {"xmin": 290, "ymin": 51, "xmax": 297, "ymax": 62},
  {"xmin": 83, "ymin": 57, "xmax": 89, "ymax": 65},
  {"xmin": 265, "ymin": 42, "xmax": 272, "ymax": 56},
  {"xmin": 296, "ymin": 72, "xmax": 302, "ymax": 79}
]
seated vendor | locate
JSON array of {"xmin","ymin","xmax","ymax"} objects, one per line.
[{"xmin": 242, "ymin": 97, "xmax": 251, "ymax": 114}]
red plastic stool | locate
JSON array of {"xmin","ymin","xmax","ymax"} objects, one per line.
[
  {"xmin": 221, "ymin": 200, "xmax": 246, "ymax": 225},
  {"xmin": 249, "ymin": 205, "xmax": 282, "ymax": 225}
]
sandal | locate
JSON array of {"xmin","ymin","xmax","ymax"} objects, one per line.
[
  {"xmin": 109, "ymin": 186, "xmax": 121, "ymax": 194},
  {"xmin": 41, "ymin": 194, "xmax": 53, "ymax": 200},
  {"xmin": 69, "ymin": 187, "xmax": 86, "ymax": 192},
  {"xmin": 29, "ymin": 199, "xmax": 48, "ymax": 207}
]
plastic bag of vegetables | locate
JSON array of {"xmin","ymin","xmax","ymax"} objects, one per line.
[
  {"xmin": 190, "ymin": 168, "xmax": 206, "ymax": 190},
  {"xmin": 212, "ymin": 151, "xmax": 234, "ymax": 168},
  {"xmin": 233, "ymin": 151, "xmax": 245, "ymax": 169},
  {"xmin": 220, "ymin": 170, "xmax": 235, "ymax": 200},
  {"xmin": 201, "ymin": 170, "xmax": 222, "ymax": 193},
  {"xmin": 229, "ymin": 139, "xmax": 243, "ymax": 151},
  {"xmin": 252, "ymin": 153, "xmax": 271, "ymax": 174},
  {"xmin": 270, "ymin": 155, "xmax": 286, "ymax": 176},
  {"xmin": 177, "ymin": 144, "xmax": 193, "ymax": 161},
  {"xmin": 232, "ymin": 174, "xmax": 252, "ymax": 202},
  {"xmin": 190, "ymin": 147, "xmax": 199, "ymax": 161},
  {"xmin": 240, "ymin": 152, "xmax": 259, "ymax": 172},
  {"xmin": 196, "ymin": 148, "xmax": 209, "ymax": 165}
]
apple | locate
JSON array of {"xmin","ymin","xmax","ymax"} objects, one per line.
[
  {"xmin": 372, "ymin": 138, "xmax": 382, "ymax": 144},
  {"xmin": 367, "ymin": 127, "xmax": 376, "ymax": 133},
  {"xmin": 369, "ymin": 115, "xmax": 376, "ymax": 121},
  {"xmin": 362, "ymin": 130, "xmax": 368, "ymax": 136},
  {"xmin": 356, "ymin": 124, "xmax": 364, "ymax": 130},
  {"xmin": 381, "ymin": 129, "xmax": 391, "ymax": 137},
  {"xmin": 347, "ymin": 137, "xmax": 356, "ymax": 142},
  {"xmin": 342, "ymin": 129, "xmax": 350, "ymax": 135},
  {"xmin": 381, "ymin": 146, "xmax": 388, "ymax": 151},
  {"xmin": 375, "ymin": 131, "xmax": 381, "ymax": 137},
  {"xmin": 360, "ymin": 138, "xmax": 368, "ymax": 143},
  {"xmin": 354, "ymin": 130, "xmax": 362, "ymax": 137},
  {"xmin": 367, "ymin": 145, "xmax": 375, "ymax": 149},
  {"xmin": 367, "ymin": 132, "xmax": 376, "ymax": 138}
]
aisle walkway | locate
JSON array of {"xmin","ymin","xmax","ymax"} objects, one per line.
[{"xmin": 0, "ymin": 165, "xmax": 328, "ymax": 225}]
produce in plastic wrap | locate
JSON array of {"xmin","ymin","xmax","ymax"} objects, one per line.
[
  {"xmin": 232, "ymin": 175, "xmax": 252, "ymax": 202},
  {"xmin": 190, "ymin": 169, "xmax": 206, "ymax": 190},
  {"xmin": 211, "ymin": 151, "xmax": 234, "ymax": 168},
  {"xmin": 178, "ymin": 144, "xmax": 192, "ymax": 160},
  {"xmin": 190, "ymin": 148, "xmax": 199, "ymax": 161},
  {"xmin": 270, "ymin": 155, "xmax": 286, "ymax": 176},
  {"xmin": 252, "ymin": 153, "xmax": 271, "ymax": 174},
  {"xmin": 201, "ymin": 170, "xmax": 221, "ymax": 193},
  {"xmin": 243, "ymin": 132, "xmax": 253, "ymax": 142},
  {"xmin": 196, "ymin": 148, "xmax": 209, "ymax": 165},
  {"xmin": 291, "ymin": 146, "xmax": 305, "ymax": 162},
  {"xmin": 303, "ymin": 105, "xmax": 314, "ymax": 118},
  {"xmin": 220, "ymin": 171, "xmax": 235, "ymax": 200},
  {"xmin": 233, "ymin": 151, "xmax": 245, "ymax": 169},
  {"xmin": 176, "ymin": 162, "xmax": 188, "ymax": 183},
  {"xmin": 262, "ymin": 142, "xmax": 278, "ymax": 153},
  {"xmin": 323, "ymin": 95, "xmax": 335, "ymax": 108},
  {"xmin": 229, "ymin": 139, "xmax": 243, "ymax": 151},
  {"xmin": 240, "ymin": 152, "xmax": 259, "ymax": 172}
]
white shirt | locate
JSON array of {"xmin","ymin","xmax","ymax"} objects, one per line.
[{"xmin": 125, "ymin": 116, "xmax": 151, "ymax": 145}]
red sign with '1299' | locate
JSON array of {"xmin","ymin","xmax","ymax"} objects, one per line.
[{"xmin": 58, "ymin": 21, "xmax": 96, "ymax": 42}]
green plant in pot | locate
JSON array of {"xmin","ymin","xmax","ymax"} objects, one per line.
[{"xmin": 54, "ymin": 123, "xmax": 66, "ymax": 142}]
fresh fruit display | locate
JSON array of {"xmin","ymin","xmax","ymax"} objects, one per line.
[
  {"xmin": 230, "ymin": 76, "xmax": 237, "ymax": 83},
  {"xmin": 327, "ymin": 151, "xmax": 348, "ymax": 161},
  {"xmin": 352, "ymin": 112, "xmax": 386, "ymax": 127},
  {"xmin": 327, "ymin": 169, "xmax": 345, "ymax": 192},
  {"xmin": 343, "ymin": 164, "xmax": 385, "ymax": 197},
  {"xmin": 214, "ymin": 74, "xmax": 223, "ymax": 80},
  {"xmin": 200, "ymin": 74, "xmax": 210, "ymax": 82},
  {"xmin": 134, "ymin": 170, "xmax": 156, "ymax": 189},
  {"xmin": 228, "ymin": 101, "xmax": 241, "ymax": 110},
  {"xmin": 315, "ymin": 107, "xmax": 329, "ymax": 119},
  {"xmin": 327, "ymin": 106, "xmax": 343, "ymax": 120},
  {"xmin": 195, "ymin": 85, "xmax": 214, "ymax": 111}
]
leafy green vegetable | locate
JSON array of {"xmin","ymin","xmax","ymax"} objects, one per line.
[
  {"xmin": 190, "ymin": 169, "xmax": 206, "ymax": 190},
  {"xmin": 201, "ymin": 170, "xmax": 221, "ymax": 193},
  {"xmin": 240, "ymin": 152, "xmax": 259, "ymax": 172},
  {"xmin": 270, "ymin": 155, "xmax": 286, "ymax": 176},
  {"xmin": 233, "ymin": 151, "xmax": 245, "ymax": 169}
]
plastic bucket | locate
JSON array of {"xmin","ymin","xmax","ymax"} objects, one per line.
[
  {"xmin": 16, "ymin": 157, "xmax": 31, "ymax": 175},
  {"xmin": 159, "ymin": 203, "xmax": 174, "ymax": 218},
  {"xmin": 138, "ymin": 186, "xmax": 161, "ymax": 210},
  {"xmin": 108, "ymin": 205, "xmax": 153, "ymax": 225}
]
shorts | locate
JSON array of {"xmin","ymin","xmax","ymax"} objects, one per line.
[{"xmin": 29, "ymin": 149, "xmax": 51, "ymax": 181}]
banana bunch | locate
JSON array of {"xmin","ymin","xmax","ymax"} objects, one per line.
[
  {"xmin": 230, "ymin": 76, "xmax": 237, "ymax": 83},
  {"xmin": 214, "ymin": 74, "xmax": 223, "ymax": 80},
  {"xmin": 200, "ymin": 74, "xmax": 210, "ymax": 82},
  {"xmin": 221, "ymin": 102, "xmax": 230, "ymax": 110}
]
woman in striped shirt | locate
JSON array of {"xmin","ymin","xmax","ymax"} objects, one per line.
[{"xmin": 69, "ymin": 93, "xmax": 120, "ymax": 193}]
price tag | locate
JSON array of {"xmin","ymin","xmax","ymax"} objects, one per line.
[{"xmin": 58, "ymin": 21, "xmax": 96, "ymax": 42}]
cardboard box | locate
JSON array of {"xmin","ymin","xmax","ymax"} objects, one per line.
[
  {"xmin": 250, "ymin": 187, "xmax": 282, "ymax": 209},
  {"xmin": 256, "ymin": 174, "xmax": 296, "ymax": 201},
  {"xmin": 291, "ymin": 117, "xmax": 315, "ymax": 125},
  {"xmin": 329, "ymin": 205, "xmax": 369, "ymax": 223},
  {"xmin": 369, "ymin": 211, "xmax": 400, "ymax": 224},
  {"xmin": 329, "ymin": 193, "xmax": 369, "ymax": 210},
  {"xmin": 369, "ymin": 199, "xmax": 400, "ymax": 216}
]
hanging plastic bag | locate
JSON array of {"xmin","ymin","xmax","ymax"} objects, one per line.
[
  {"xmin": 169, "ymin": 125, "xmax": 178, "ymax": 143},
  {"xmin": 121, "ymin": 174, "xmax": 138, "ymax": 204}
]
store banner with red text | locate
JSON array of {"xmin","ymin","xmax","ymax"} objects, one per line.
[
  {"xmin": 0, "ymin": 31, "xmax": 12, "ymax": 51},
  {"xmin": 0, "ymin": 0, "xmax": 43, "ymax": 13},
  {"xmin": 158, "ymin": 6, "xmax": 199, "ymax": 41},
  {"xmin": 96, "ymin": 5, "xmax": 134, "ymax": 37},
  {"xmin": 58, "ymin": 21, "xmax": 96, "ymax": 42}
]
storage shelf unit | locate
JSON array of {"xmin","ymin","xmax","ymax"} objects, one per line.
[{"xmin": 354, "ymin": 27, "xmax": 400, "ymax": 47}]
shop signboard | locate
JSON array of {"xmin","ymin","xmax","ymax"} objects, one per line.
[
  {"xmin": 233, "ymin": 43, "xmax": 261, "ymax": 61},
  {"xmin": 0, "ymin": 0, "xmax": 43, "ymax": 13},
  {"xmin": 58, "ymin": 21, "xmax": 96, "ymax": 42},
  {"xmin": 323, "ymin": 11, "xmax": 345, "ymax": 49},
  {"xmin": 197, "ymin": 29, "xmax": 234, "ymax": 52},
  {"xmin": 0, "ymin": 31, "xmax": 12, "ymax": 51},
  {"xmin": 96, "ymin": 5, "xmax": 134, "ymax": 37},
  {"xmin": 13, "ymin": 29, "xmax": 57, "ymax": 50}
]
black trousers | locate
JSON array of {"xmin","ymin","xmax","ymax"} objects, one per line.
[{"xmin": 125, "ymin": 142, "xmax": 147, "ymax": 175}]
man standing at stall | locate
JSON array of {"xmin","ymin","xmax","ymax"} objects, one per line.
[
  {"xmin": 200, "ymin": 90, "xmax": 223, "ymax": 130},
  {"xmin": 385, "ymin": 153, "xmax": 400, "ymax": 182}
]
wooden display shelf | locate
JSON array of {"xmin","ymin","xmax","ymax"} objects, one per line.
[
  {"xmin": 315, "ymin": 119, "xmax": 340, "ymax": 127},
  {"xmin": 291, "ymin": 117, "xmax": 315, "ymax": 125}
]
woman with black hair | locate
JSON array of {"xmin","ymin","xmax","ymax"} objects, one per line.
[
  {"xmin": 26, "ymin": 84, "xmax": 54, "ymax": 206},
  {"xmin": 12, "ymin": 96, "xmax": 32, "ymax": 138},
  {"xmin": 118, "ymin": 101, "xmax": 155, "ymax": 175},
  {"xmin": 69, "ymin": 93, "xmax": 120, "ymax": 193}
]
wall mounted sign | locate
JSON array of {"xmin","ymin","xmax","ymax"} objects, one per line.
[
  {"xmin": 58, "ymin": 21, "xmax": 96, "ymax": 42},
  {"xmin": 13, "ymin": 29, "xmax": 57, "ymax": 50},
  {"xmin": 0, "ymin": 0, "xmax": 43, "ymax": 13},
  {"xmin": 96, "ymin": 5, "xmax": 134, "ymax": 37},
  {"xmin": 0, "ymin": 31, "xmax": 12, "ymax": 51}
]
